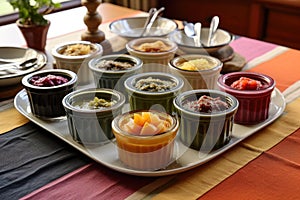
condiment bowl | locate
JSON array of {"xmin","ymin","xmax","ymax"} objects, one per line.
[
  {"xmin": 173, "ymin": 89, "xmax": 239, "ymax": 151},
  {"xmin": 109, "ymin": 16, "xmax": 177, "ymax": 40},
  {"xmin": 62, "ymin": 88, "xmax": 125, "ymax": 145},
  {"xmin": 52, "ymin": 41, "xmax": 103, "ymax": 84},
  {"xmin": 169, "ymin": 54, "xmax": 222, "ymax": 91},
  {"xmin": 169, "ymin": 29, "xmax": 234, "ymax": 61},
  {"xmin": 217, "ymin": 71, "xmax": 275, "ymax": 125},
  {"xmin": 126, "ymin": 37, "xmax": 178, "ymax": 72},
  {"xmin": 124, "ymin": 72, "xmax": 184, "ymax": 114},
  {"xmin": 88, "ymin": 54, "xmax": 142, "ymax": 96},
  {"xmin": 22, "ymin": 69, "xmax": 77, "ymax": 119},
  {"xmin": 111, "ymin": 110, "xmax": 179, "ymax": 170}
]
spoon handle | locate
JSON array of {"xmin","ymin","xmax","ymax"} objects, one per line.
[
  {"xmin": 0, "ymin": 58, "xmax": 37, "ymax": 71},
  {"xmin": 194, "ymin": 22, "xmax": 202, "ymax": 47},
  {"xmin": 143, "ymin": 7, "xmax": 165, "ymax": 36},
  {"xmin": 140, "ymin": 8, "xmax": 157, "ymax": 37},
  {"xmin": 207, "ymin": 16, "xmax": 219, "ymax": 46}
]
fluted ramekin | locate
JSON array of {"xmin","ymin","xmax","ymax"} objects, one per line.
[
  {"xmin": 173, "ymin": 89, "xmax": 238, "ymax": 151},
  {"xmin": 22, "ymin": 69, "xmax": 77, "ymax": 119},
  {"xmin": 217, "ymin": 72, "xmax": 275, "ymax": 125},
  {"xmin": 112, "ymin": 110, "xmax": 178, "ymax": 170},
  {"xmin": 124, "ymin": 72, "xmax": 184, "ymax": 114},
  {"xmin": 169, "ymin": 54, "xmax": 222, "ymax": 91},
  {"xmin": 62, "ymin": 88, "xmax": 125, "ymax": 145}
]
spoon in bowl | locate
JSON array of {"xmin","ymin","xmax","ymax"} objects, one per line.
[
  {"xmin": 184, "ymin": 21, "xmax": 205, "ymax": 47},
  {"xmin": 0, "ymin": 58, "xmax": 38, "ymax": 71},
  {"xmin": 140, "ymin": 7, "xmax": 165, "ymax": 37},
  {"xmin": 207, "ymin": 16, "xmax": 220, "ymax": 47},
  {"xmin": 140, "ymin": 7, "xmax": 157, "ymax": 37},
  {"xmin": 194, "ymin": 22, "xmax": 202, "ymax": 47}
]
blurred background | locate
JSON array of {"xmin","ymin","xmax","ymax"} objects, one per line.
[{"xmin": 1, "ymin": 0, "xmax": 300, "ymax": 50}]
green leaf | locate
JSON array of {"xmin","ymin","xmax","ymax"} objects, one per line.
[{"xmin": 7, "ymin": 0, "xmax": 61, "ymax": 25}]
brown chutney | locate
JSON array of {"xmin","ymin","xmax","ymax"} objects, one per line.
[{"xmin": 183, "ymin": 95, "xmax": 229, "ymax": 113}]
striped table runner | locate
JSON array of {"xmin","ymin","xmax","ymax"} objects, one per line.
[{"xmin": 18, "ymin": 36, "xmax": 300, "ymax": 199}]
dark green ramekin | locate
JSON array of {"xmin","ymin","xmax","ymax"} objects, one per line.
[
  {"xmin": 173, "ymin": 89, "xmax": 239, "ymax": 152},
  {"xmin": 124, "ymin": 72, "xmax": 184, "ymax": 114}
]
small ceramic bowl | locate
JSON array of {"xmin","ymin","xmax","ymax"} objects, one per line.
[
  {"xmin": 62, "ymin": 88, "xmax": 125, "ymax": 145},
  {"xmin": 88, "ymin": 54, "xmax": 143, "ymax": 96},
  {"xmin": 111, "ymin": 110, "xmax": 179, "ymax": 170},
  {"xmin": 22, "ymin": 69, "xmax": 77, "ymax": 119},
  {"xmin": 173, "ymin": 89, "xmax": 239, "ymax": 151},
  {"xmin": 126, "ymin": 37, "xmax": 178, "ymax": 72},
  {"xmin": 124, "ymin": 72, "xmax": 184, "ymax": 114},
  {"xmin": 52, "ymin": 41, "xmax": 103, "ymax": 84},
  {"xmin": 169, "ymin": 54, "xmax": 223, "ymax": 91},
  {"xmin": 217, "ymin": 72, "xmax": 275, "ymax": 125},
  {"xmin": 109, "ymin": 16, "xmax": 177, "ymax": 40},
  {"xmin": 169, "ymin": 29, "xmax": 234, "ymax": 61}
]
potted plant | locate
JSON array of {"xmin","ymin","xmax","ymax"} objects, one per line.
[{"xmin": 7, "ymin": 0, "xmax": 61, "ymax": 51}]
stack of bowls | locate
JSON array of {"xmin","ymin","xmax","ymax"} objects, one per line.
[{"xmin": 169, "ymin": 28, "xmax": 234, "ymax": 62}]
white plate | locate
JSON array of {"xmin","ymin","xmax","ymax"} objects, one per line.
[
  {"xmin": 14, "ymin": 88, "xmax": 285, "ymax": 176},
  {"xmin": 0, "ymin": 46, "xmax": 47, "ymax": 87}
]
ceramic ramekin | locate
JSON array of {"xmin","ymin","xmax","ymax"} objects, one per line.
[
  {"xmin": 22, "ymin": 69, "xmax": 77, "ymax": 119},
  {"xmin": 62, "ymin": 88, "xmax": 125, "ymax": 145},
  {"xmin": 111, "ymin": 109, "xmax": 179, "ymax": 170},
  {"xmin": 217, "ymin": 72, "xmax": 275, "ymax": 125},
  {"xmin": 173, "ymin": 89, "xmax": 239, "ymax": 151}
]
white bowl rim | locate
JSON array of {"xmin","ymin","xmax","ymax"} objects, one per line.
[
  {"xmin": 124, "ymin": 72, "xmax": 184, "ymax": 95},
  {"xmin": 62, "ymin": 87, "xmax": 126, "ymax": 113},
  {"xmin": 126, "ymin": 37, "xmax": 178, "ymax": 56},
  {"xmin": 109, "ymin": 16, "xmax": 178, "ymax": 38},
  {"xmin": 169, "ymin": 54, "xmax": 223, "ymax": 73},
  {"xmin": 173, "ymin": 89, "xmax": 239, "ymax": 117},
  {"xmin": 88, "ymin": 54, "xmax": 143, "ymax": 74},
  {"xmin": 52, "ymin": 41, "xmax": 103, "ymax": 60},
  {"xmin": 169, "ymin": 29, "xmax": 234, "ymax": 49},
  {"xmin": 22, "ymin": 69, "xmax": 78, "ymax": 89}
]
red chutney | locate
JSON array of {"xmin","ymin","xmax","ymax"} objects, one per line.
[
  {"xmin": 230, "ymin": 77, "xmax": 263, "ymax": 90},
  {"xmin": 183, "ymin": 95, "xmax": 229, "ymax": 113},
  {"xmin": 30, "ymin": 74, "xmax": 69, "ymax": 87}
]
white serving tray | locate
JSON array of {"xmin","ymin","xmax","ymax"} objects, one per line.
[{"xmin": 14, "ymin": 88, "xmax": 285, "ymax": 176}]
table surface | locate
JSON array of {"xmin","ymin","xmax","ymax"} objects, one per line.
[{"xmin": 1, "ymin": 3, "xmax": 300, "ymax": 200}]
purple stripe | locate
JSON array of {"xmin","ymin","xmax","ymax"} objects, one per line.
[
  {"xmin": 230, "ymin": 37, "xmax": 278, "ymax": 62},
  {"xmin": 21, "ymin": 163, "xmax": 156, "ymax": 200}
]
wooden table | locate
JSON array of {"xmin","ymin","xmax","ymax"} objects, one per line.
[{"xmin": 1, "ymin": 3, "xmax": 300, "ymax": 200}]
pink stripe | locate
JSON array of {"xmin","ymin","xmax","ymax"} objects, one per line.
[
  {"xmin": 230, "ymin": 37, "xmax": 278, "ymax": 62},
  {"xmin": 21, "ymin": 163, "xmax": 156, "ymax": 200}
]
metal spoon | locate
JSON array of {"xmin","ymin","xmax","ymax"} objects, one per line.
[
  {"xmin": 184, "ymin": 21, "xmax": 205, "ymax": 47},
  {"xmin": 142, "ymin": 7, "xmax": 165, "ymax": 37},
  {"xmin": 194, "ymin": 22, "xmax": 202, "ymax": 47},
  {"xmin": 207, "ymin": 16, "xmax": 220, "ymax": 46},
  {"xmin": 0, "ymin": 58, "xmax": 38, "ymax": 71},
  {"xmin": 140, "ymin": 7, "xmax": 157, "ymax": 37}
]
